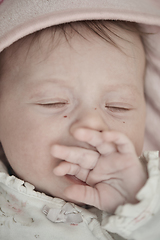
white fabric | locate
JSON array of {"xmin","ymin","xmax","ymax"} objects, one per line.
[{"xmin": 0, "ymin": 152, "xmax": 160, "ymax": 240}]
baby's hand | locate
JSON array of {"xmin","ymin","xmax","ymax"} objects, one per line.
[{"xmin": 51, "ymin": 129, "xmax": 147, "ymax": 213}]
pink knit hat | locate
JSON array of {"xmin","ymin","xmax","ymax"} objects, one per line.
[{"xmin": 0, "ymin": 0, "xmax": 160, "ymax": 151}]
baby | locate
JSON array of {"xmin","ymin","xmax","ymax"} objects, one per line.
[{"xmin": 0, "ymin": 20, "xmax": 147, "ymax": 215}]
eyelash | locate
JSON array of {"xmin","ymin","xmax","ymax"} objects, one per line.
[
  {"xmin": 38, "ymin": 102, "xmax": 68, "ymax": 108},
  {"xmin": 105, "ymin": 106, "xmax": 130, "ymax": 112},
  {"xmin": 38, "ymin": 102, "xmax": 130, "ymax": 113}
]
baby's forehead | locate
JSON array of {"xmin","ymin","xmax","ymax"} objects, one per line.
[{"xmin": 1, "ymin": 20, "xmax": 145, "ymax": 84}]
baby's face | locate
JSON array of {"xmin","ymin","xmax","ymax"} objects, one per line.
[{"xmin": 0, "ymin": 25, "xmax": 146, "ymax": 200}]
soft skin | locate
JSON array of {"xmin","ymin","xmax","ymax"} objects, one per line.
[{"xmin": 0, "ymin": 24, "xmax": 146, "ymax": 211}]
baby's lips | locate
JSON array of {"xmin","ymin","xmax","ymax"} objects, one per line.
[{"xmin": 65, "ymin": 174, "xmax": 88, "ymax": 186}]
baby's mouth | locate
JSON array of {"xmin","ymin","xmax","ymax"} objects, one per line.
[{"xmin": 65, "ymin": 174, "xmax": 87, "ymax": 186}]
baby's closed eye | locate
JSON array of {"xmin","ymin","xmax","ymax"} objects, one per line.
[
  {"xmin": 105, "ymin": 103, "xmax": 131, "ymax": 113},
  {"xmin": 38, "ymin": 101, "xmax": 69, "ymax": 108}
]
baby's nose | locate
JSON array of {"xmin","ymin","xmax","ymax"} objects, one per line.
[{"xmin": 70, "ymin": 108, "xmax": 108, "ymax": 134}]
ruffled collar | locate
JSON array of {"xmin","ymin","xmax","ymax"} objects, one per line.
[{"xmin": 0, "ymin": 159, "xmax": 99, "ymax": 226}]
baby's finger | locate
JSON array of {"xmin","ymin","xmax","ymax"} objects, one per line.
[
  {"xmin": 73, "ymin": 128, "xmax": 104, "ymax": 147},
  {"xmin": 53, "ymin": 162, "xmax": 80, "ymax": 176},
  {"xmin": 96, "ymin": 142, "xmax": 116, "ymax": 155},
  {"xmin": 51, "ymin": 145, "xmax": 100, "ymax": 169},
  {"xmin": 54, "ymin": 161, "xmax": 89, "ymax": 182},
  {"xmin": 102, "ymin": 131, "xmax": 136, "ymax": 154},
  {"xmin": 73, "ymin": 128, "xmax": 129, "ymax": 156}
]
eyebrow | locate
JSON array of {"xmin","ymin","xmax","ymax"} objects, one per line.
[
  {"xmin": 33, "ymin": 79, "xmax": 141, "ymax": 88},
  {"xmin": 28, "ymin": 78, "xmax": 142, "ymax": 100},
  {"xmin": 28, "ymin": 78, "xmax": 71, "ymax": 90},
  {"xmin": 105, "ymin": 84, "xmax": 141, "ymax": 95},
  {"xmin": 103, "ymin": 83, "xmax": 143, "ymax": 103},
  {"xmin": 28, "ymin": 78, "xmax": 72, "ymax": 99},
  {"xmin": 37, "ymin": 78, "xmax": 69, "ymax": 85}
]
